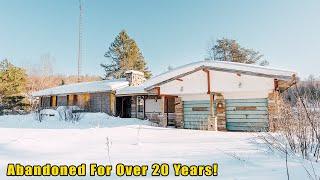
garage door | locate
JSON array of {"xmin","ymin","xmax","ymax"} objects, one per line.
[
  {"xmin": 183, "ymin": 100, "xmax": 210, "ymax": 130},
  {"xmin": 226, "ymin": 98, "xmax": 269, "ymax": 131}
]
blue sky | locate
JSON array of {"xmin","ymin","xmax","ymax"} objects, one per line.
[{"xmin": 0, "ymin": 0, "xmax": 319, "ymax": 78}]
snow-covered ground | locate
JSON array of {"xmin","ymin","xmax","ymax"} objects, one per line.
[{"xmin": 0, "ymin": 113, "xmax": 318, "ymax": 179}]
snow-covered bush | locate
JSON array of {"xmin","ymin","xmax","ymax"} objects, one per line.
[
  {"xmin": 57, "ymin": 106, "xmax": 69, "ymax": 121},
  {"xmin": 33, "ymin": 108, "xmax": 58, "ymax": 122},
  {"xmin": 57, "ymin": 106, "xmax": 84, "ymax": 123},
  {"xmin": 33, "ymin": 109, "xmax": 43, "ymax": 122}
]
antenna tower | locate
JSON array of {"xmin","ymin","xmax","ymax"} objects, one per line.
[{"xmin": 77, "ymin": 0, "xmax": 83, "ymax": 82}]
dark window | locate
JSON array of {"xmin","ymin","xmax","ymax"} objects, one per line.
[
  {"xmin": 164, "ymin": 97, "xmax": 175, "ymax": 113},
  {"xmin": 66, "ymin": 95, "xmax": 69, "ymax": 106},
  {"xmin": 73, "ymin": 95, "xmax": 78, "ymax": 105}
]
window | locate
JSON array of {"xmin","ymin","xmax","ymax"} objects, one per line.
[
  {"xmin": 66, "ymin": 95, "xmax": 70, "ymax": 105},
  {"xmin": 137, "ymin": 96, "xmax": 144, "ymax": 112},
  {"xmin": 164, "ymin": 97, "xmax": 175, "ymax": 113},
  {"xmin": 73, "ymin": 95, "xmax": 78, "ymax": 105}
]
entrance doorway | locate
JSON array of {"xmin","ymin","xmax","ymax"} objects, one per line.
[{"xmin": 116, "ymin": 96, "xmax": 131, "ymax": 118}]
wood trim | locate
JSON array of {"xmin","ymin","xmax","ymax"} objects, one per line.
[
  {"xmin": 159, "ymin": 94, "xmax": 178, "ymax": 97},
  {"xmin": 203, "ymin": 69, "xmax": 211, "ymax": 94},
  {"xmin": 156, "ymin": 87, "xmax": 160, "ymax": 96}
]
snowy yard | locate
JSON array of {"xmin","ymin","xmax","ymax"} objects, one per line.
[{"xmin": 0, "ymin": 113, "xmax": 318, "ymax": 179}]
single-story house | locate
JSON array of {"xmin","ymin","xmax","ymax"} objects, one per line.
[
  {"xmin": 32, "ymin": 70, "xmax": 145, "ymax": 116},
  {"xmin": 33, "ymin": 61, "xmax": 297, "ymax": 131}
]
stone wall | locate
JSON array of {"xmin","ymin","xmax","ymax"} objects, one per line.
[
  {"xmin": 268, "ymin": 91, "xmax": 279, "ymax": 132},
  {"xmin": 174, "ymin": 97, "xmax": 183, "ymax": 128}
]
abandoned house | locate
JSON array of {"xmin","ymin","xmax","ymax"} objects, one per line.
[{"xmin": 33, "ymin": 61, "xmax": 296, "ymax": 131}]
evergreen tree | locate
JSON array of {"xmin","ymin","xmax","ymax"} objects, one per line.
[
  {"xmin": 60, "ymin": 79, "xmax": 65, "ymax": 86},
  {"xmin": 208, "ymin": 38, "xmax": 269, "ymax": 66},
  {"xmin": 101, "ymin": 30, "xmax": 151, "ymax": 79},
  {"xmin": 0, "ymin": 59, "xmax": 27, "ymax": 112}
]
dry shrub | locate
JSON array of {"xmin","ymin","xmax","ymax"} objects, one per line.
[
  {"xmin": 261, "ymin": 86, "xmax": 320, "ymax": 162},
  {"xmin": 258, "ymin": 85, "xmax": 320, "ymax": 180}
]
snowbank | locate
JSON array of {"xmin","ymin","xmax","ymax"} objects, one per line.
[
  {"xmin": 0, "ymin": 113, "xmax": 318, "ymax": 179},
  {"xmin": 0, "ymin": 112, "xmax": 150, "ymax": 129}
]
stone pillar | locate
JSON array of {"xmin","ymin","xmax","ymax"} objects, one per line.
[
  {"xmin": 208, "ymin": 94, "xmax": 217, "ymax": 131},
  {"xmin": 131, "ymin": 96, "xmax": 137, "ymax": 118},
  {"xmin": 159, "ymin": 96, "xmax": 167, "ymax": 127},
  {"xmin": 207, "ymin": 116, "xmax": 217, "ymax": 131},
  {"xmin": 268, "ymin": 91, "xmax": 279, "ymax": 132},
  {"xmin": 215, "ymin": 93, "xmax": 226, "ymax": 131},
  {"xmin": 174, "ymin": 97, "xmax": 184, "ymax": 128},
  {"xmin": 159, "ymin": 114, "xmax": 168, "ymax": 127}
]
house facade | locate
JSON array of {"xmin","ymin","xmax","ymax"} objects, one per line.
[{"xmin": 33, "ymin": 61, "xmax": 297, "ymax": 131}]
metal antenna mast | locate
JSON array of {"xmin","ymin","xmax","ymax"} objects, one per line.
[{"xmin": 77, "ymin": 0, "xmax": 83, "ymax": 82}]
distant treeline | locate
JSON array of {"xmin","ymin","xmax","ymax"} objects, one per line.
[{"xmin": 0, "ymin": 58, "xmax": 100, "ymax": 114}]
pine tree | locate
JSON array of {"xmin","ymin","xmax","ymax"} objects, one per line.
[
  {"xmin": 101, "ymin": 30, "xmax": 152, "ymax": 79},
  {"xmin": 0, "ymin": 59, "xmax": 27, "ymax": 112},
  {"xmin": 60, "ymin": 79, "xmax": 65, "ymax": 86},
  {"xmin": 208, "ymin": 38, "xmax": 269, "ymax": 66}
]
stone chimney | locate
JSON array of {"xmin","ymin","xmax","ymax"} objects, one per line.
[{"xmin": 125, "ymin": 70, "xmax": 146, "ymax": 86}]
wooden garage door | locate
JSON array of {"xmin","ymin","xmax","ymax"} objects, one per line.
[
  {"xmin": 226, "ymin": 98, "xmax": 269, "ymax": 131},
  {"xmin": 183, "ymin": 100, "xmax": 210, "ymax": 130}
]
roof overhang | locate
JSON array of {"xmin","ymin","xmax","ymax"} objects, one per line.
[
  {"xmin": 145, "ymin": 65, "xmax": 295, "ymax": 90},
  {"xmin": 32, "ymin": 90, "xmax": 113, "ymax": 97}
]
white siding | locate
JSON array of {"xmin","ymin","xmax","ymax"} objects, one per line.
[
  {"xmin": 145, "ymin": 99, "xmax": 162, "ymax": 113},
  {"xmin": 158, "ymin": 69, "xmax": 274, "ymax": 99}
]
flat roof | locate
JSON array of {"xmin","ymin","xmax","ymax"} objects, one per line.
[{"xmin": 32, "ymin": 79, "xmax": 129, "ymax": 97}]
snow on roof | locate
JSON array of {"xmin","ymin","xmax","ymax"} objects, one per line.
[
  {"xmin": 125, "ymin": 70, "xmax": 144, "ymax": 75},
  {"xmin": 116, "ymin": 85, "xmax": 148, "ymax": 96},
  {"xmin": 33, "ymin": 61, "xmax": 297, "ymax": 97},
  {"xmin": 32, "ymin": 79, "xmax": 129, "ymax": 97},
  {"xmin": 142, "ymin": 60, "xmax": 297, "ymax": 89}
]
